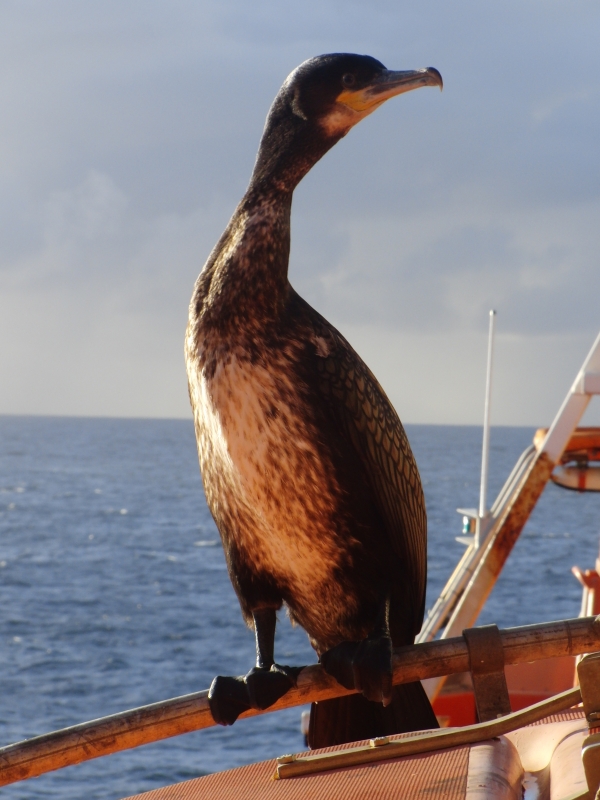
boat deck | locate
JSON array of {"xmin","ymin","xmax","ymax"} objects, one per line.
[{"xmin": 124, "ymin": 709, "xmax": 587, "ymax": 800}]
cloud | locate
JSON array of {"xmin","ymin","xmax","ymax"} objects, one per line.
[
  {"xmin": 531, "ymin": 87, "xmax": 597, "ymax": 125},
  {"xmin": 0, "ymin": 170, "xmax": 230, "ymax": 417},
  {"xmin": 334, "ymin": 324, "xmax": 600, "ymax": 427},
  {"xmin": 1, "ymin": 0, "xmax": 599, "ymax": 422},
  {"xmin": 291, "ymin": 192, "xmax": 600, "ymax": 337}
]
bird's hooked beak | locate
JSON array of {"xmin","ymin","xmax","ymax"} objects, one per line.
[
  {"xmin": 338, "ymin": 68, "xmax": 443, "ymax": 113},
  {"xmin": 321, "ymin": 67, "xmax": 442, "ymax": 137}
]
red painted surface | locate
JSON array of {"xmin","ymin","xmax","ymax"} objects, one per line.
[
  {"xmin": 432, "ymin": 692, "xmax": 476, "ymax": 727},
  {"xmin": 433, "ymin": 691, "xmax": 571, "ymax": 728}
]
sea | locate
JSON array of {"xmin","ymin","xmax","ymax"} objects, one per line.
[{"xmin": 0, "ymin": 416, "xmax": 598, "ymax": 799}]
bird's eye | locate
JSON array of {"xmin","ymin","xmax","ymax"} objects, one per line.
[{"xmin": 341, "ymin": 73, "xmax": 356, "ymax": 88}]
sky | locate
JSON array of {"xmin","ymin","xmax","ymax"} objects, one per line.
[{"xmin": 1, "ymin": 0, "xmax": 599, "ymax": 426}]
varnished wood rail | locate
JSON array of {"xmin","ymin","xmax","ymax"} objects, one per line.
[{"xmin": 0, "ymin": 615, "xmax": 598, "ymax": 786}]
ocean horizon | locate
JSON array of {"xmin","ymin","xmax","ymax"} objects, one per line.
[{"xmin": 1, "ymin": 415, "xmax": 598, "ymax": 798}]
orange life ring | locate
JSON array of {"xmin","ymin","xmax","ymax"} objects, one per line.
[
  {"xmin": 534, "ymin": 427, "xmax": 600, "ymax": 463},
  {"xmin": 551, "ymin": 465, "xmax": 600, "ymax": 492}
]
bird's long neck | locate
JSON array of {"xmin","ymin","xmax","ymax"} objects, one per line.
[
  {"xmin": 192, "ymin": 185, "xmax": 293, "ymax": 338},
  {"xmin": 191, "ymin": 109, "xmax": 337, "ymax": 339}
]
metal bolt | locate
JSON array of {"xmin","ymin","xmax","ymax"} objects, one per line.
[{"xmin": 370, "ymin": 736, "xmax": 390, "ymax": 747}]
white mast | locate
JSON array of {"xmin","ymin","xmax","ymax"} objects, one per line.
[{"xmin": 477, "ymin": 309, "xmax": 496, "ymax": 546}]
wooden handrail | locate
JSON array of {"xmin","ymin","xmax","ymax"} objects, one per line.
[{"xmin": 0, "ymin": 615, "xmax": 598, "ymax": 787}]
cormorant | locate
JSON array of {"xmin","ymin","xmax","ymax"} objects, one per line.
[{"xmin": 185, "ymin": 53, "xmax": 442, "ymax": 747}]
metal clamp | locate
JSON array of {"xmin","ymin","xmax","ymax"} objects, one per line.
[{"xmin": 463, "ymin": 624, "xmax": 511, "ymax": 722}]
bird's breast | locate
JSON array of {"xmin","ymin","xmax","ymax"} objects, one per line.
[{"xmin": 187, "ymin": 346, "xmax": 357, "ymax": 614}]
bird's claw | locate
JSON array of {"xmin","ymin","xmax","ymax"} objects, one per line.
[
  {"xmin": 208, "ymin": 675, "xmax": 251, "ymax": 726},
  {"xmin": 321, "ymin": 635, "xmax": 393, "ymax": 706},
  {"xmin": 245, "ymin": 664, "xmax": 300, "ymax": 710},
  {"xmin": 320, "ymin": 641, "xmax": 360, "ymax": 691},
  {"xmin": 353, "ymin": 635, "xmax": 393, "ymax": 706},
  {"xmin": 208, "ymin": 664, "xmax": 300, "ymax": 726}
]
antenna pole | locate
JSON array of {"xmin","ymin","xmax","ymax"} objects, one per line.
[{"xmin": 478, "ymin": 310, "xmax": 496, "ymax": 546}]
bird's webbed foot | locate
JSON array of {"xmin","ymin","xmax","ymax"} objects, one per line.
[
  {"xmin": 245, "ymin": 663, "xmax": 300, "ymax": 710},
  {"xmin": 208, "ymin": 663, "xmax": 300, "ymax": 726},
  {"xmin": 352, "ymin": 633, "xmax": 393, "ymax": 705},
  {"xmin": 320, "ymin": 596, "xmax": 393, "ymax": 706},
  {"xmin": 208, "ymin": 607, "xmax": 300, "ymax": 726},
  {"xmin": 208, "ymin": 675, "xmax": 251, "ymax": 726}
]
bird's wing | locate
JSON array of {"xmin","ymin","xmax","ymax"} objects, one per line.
[{"xmin": 297, "ymin": 295, "xmax": 427, "ymax": 637}]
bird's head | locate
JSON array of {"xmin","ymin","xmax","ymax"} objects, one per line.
[{"xmin": 250, "ymin": 53, "xmax": 442, "ymax": 192}]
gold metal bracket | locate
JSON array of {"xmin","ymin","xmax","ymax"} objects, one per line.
[{"xmin": 275, "ymin": 686, "xmax": 580, "ymax": 779}]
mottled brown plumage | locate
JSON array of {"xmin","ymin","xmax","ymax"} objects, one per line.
[
  {"xmin": 185, "ymin": 53, "xmax": 442, "ymax": 744},
  {"xmin": 309, "ymin": 298, "xmax": 428, "ymax": 644}
]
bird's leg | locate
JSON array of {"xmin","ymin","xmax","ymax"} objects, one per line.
[
  {"xmin": 208, "ymin": 608, "xmax": 300, "ymax": 727},
  {"xmin": 244, "ymin": 608, "xmax": 300, "ymax": 711},
  {"xmin": 253, "ymin": 607, "xmax": 276, "ymax": 668},
  {"xmin": 320, "ymin": 593, "xmax": 393, "ymax": 706}
]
